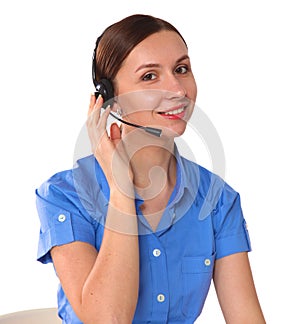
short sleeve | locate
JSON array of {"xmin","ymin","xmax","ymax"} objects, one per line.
[
  {"xmin": 36, "ymin": 171, "xmax": 97, "ymax": 264},
  {"xmin": 213, "ymin": 184, "xmax": 251, "ymax": 259}
]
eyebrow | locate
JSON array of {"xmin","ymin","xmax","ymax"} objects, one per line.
[{"xmin": 135, "ymin": 54, "xmax": 190, "ymax": 73}]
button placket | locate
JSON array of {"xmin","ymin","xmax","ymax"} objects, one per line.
[{"xmin": 149, "ymin": 240, "xmax": 169, "ymax": 321}]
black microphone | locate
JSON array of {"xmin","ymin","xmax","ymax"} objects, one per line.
[{"xmin": 107, "ymin": 109, "xmax": 162, "ymax": 137}]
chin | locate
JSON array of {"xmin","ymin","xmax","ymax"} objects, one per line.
[{"xmin": 161, "ymin": 124, "xmax": 187, "ymax": 138}]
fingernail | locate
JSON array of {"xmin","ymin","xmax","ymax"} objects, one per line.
[{"xmin": 95, "ymin": 94, "xmax": 102, "ymax": 104}]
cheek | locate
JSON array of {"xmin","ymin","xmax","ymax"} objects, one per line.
[
  {"xmin": 116, "ymin": 90, "xmax": 164, "ymax": 115},
  {"xmin": 187, "ymin": 79, "xmax": 197, "ymax": 102}
]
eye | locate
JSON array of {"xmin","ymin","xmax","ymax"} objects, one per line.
[
  {"xmin": 142, "ymin": 72, "xmax": 157, "ymax": 81},
  {"xmin": 175, "ymin": 65, "xmax": 189, "ymax": 74}
]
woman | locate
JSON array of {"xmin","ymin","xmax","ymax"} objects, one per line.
[{"xmin": 36, "ymin": 14, "xmax": 266, "ymax": 323}]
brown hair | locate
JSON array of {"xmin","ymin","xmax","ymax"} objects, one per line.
[{"xmin": 93, "ymin": 14, "xmax": 187, "ymax": 85}]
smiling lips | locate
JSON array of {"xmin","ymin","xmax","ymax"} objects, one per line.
[{"xmin": 158, "ymin": 105, "xmax": 186, "ymax": 120}]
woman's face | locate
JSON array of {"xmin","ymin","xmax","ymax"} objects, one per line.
[{"xmin": 114, "ymin": 30, "xmax": 197, "ymax": 137}]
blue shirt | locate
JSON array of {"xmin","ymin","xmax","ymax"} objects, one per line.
[{"xmin": 36, "ymin": 148, "xmax": 251, "ymax": 323}]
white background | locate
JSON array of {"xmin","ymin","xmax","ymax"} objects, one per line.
[{"xmin": 0, "ymin": 0, "xmax": 299, "ymax": 323}]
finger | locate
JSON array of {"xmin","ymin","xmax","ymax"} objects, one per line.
[
  {"xmin": 92, "ymin": 96, "xmax": 108, "ymax": 127},
  {"xmin": 88, "ymin": 94, "xmax": 103, "ymax": 116},
  {"xmin": 86, "ymin": 105, "xmax": 101, "ymax": 129},
  {"xmin": 89, "ymin": 93, "xmax": 96, "ymax": 109},
  {"xmin": 86, "ymin": 106, "xmax": 109, "ymax": 153},
  {"xmin": 97, "ymin": 104, "xmax": 111, "ymax": 131},
  {"xmin": 88, "ymin": 93, "xmax": 96, "ymax": 116},
  {"xmin": 95, "ymin": 94, "xmax": 104, "ymax": 108},
  {"xmin": 110, "ymin": 123, "xmax": 122, "ymax": 141}
]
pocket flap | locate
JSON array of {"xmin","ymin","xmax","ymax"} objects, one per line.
[{"xmin": 182, "ymin": 254, "xmax": 215, "ymax": 273}]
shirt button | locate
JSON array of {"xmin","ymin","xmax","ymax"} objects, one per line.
[
  {"xmin": 58, "ymin": 214, "xmax": 66, "ymax": 222},
  {"xmin": 157, "ymin": 294, "xmax": 165, "ymax": 302},
  {"xmin": 153, "ymin": 249, "xmax": 161, "ymax": 257},
  {"xmin": 204, "ymin": 259, "xmax": 211, "ymax": 266}
]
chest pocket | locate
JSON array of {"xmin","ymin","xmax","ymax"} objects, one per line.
[{"xmin": 181, "ymin": 253, "xmax": 216, "ymax": 318}]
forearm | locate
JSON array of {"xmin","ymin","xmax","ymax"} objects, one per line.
[{"xmin": 81, "ymin": 191, "xmax": 139, "ymax": 323}]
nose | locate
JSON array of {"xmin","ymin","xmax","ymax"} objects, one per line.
[{"xmin": 163, "ymin": 74, "xmax": 186, "ymax": 99}]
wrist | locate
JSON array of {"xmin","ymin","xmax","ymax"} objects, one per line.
[
  {"xmin": 109, "ymin": 184, "xmax": 135, "ymax": 202},
  {"xmin": 106, "ymin": 189, "xmax": 138, "ymax": 235}
]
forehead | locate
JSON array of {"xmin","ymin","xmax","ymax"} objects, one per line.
[{"xmin": 124, "ymin": 30, "xmax": 188, "ymax": 66}]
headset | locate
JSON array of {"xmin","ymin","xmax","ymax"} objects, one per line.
[{"xmin": 92, "ymin": 36, "xmax": 162, "ymax": 137}]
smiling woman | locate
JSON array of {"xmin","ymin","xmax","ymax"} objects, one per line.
[{"xmin": 35, "ymin": 14, "xmax": 266, "ymax": 323}]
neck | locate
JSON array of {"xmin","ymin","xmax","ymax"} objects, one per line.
[{"xmin": 123, "ymin": 134, "xmax": 176, "ymax": 198}]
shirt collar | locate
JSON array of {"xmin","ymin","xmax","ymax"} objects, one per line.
[
  {"xmin": 137, "ymin": 145, "xmax": 201, "ymax": 235},
  {"xmin": 92, "ymin": 144, "xmax": 201, "ymax": 234},
  {"xmin": 169, "ymin": 144, "xmax": 200, "ymax": 207}
]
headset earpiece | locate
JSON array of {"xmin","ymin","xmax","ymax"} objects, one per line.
[
  {"xmin": 92, "ymin": 36, "xmax": 114, "ymax": 107},
  {"xmin": 94, "ymin": 78, "xmax": 114, "ymax": 108}
]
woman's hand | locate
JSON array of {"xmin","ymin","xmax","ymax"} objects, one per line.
[
  {"xmin": 52, "ymin": 96, "xmax": 139, "ymax": 323},
  {"xmin": 86, "ymin": 94, "xmax": 134, "ymax": 196}
]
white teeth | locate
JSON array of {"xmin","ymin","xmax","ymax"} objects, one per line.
[{"xmin": 164, "ymin": 107, "xmax": 185, "ymax": 115}]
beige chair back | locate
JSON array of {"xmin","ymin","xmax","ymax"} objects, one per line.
[{"xmin": 0, "ymin": 308, "xmax": 61, "ymax": 324}]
